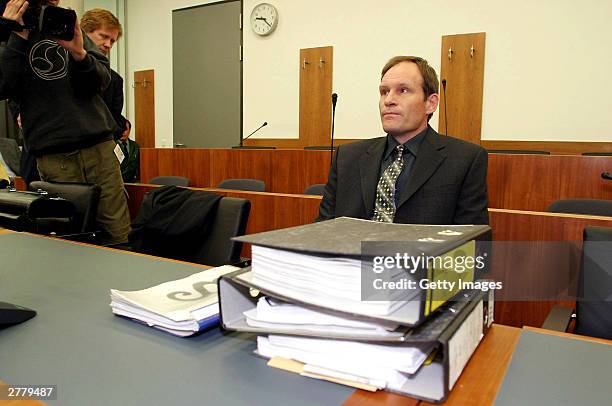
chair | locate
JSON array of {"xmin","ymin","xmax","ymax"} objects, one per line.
[
  {"xmin": 217, "ymin": 178, "xmax": 266, "ymax": 192},
  {"xmin": 486, "ymin": 149, "xmax": 550, "ymax": 155},
  {"xmin": 191, "ymin": 197, "xmax": 251, "ymax": 266},
  {"xmin": 129, "ymin": 186, "xmax": 251, "ymax": 267},
  {"xmin": 29, "ymin": 181, "xmax": 101, "ymax": 235},
  {"xmin": 0, "ymin": 138, "xmax": 21, "ymax": 175},
  {"xmin": 542, "ymin": 226, "xmax": 612, "ymax": 340},
  {"xmin": 149, "ymin": 176, "xmax": 190, "ymax": 187},
  {"xmin": 303, "ymin": 183, "xmax": 326, "ymax": 196},
  {"xmin": 546, "ymin": 199, "xmax": 612, "ymax": 217}
]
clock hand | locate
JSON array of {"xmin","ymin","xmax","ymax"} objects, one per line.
[{"xmin": 256, "ymin": 16, "xmax": 272, "ymax": 28}]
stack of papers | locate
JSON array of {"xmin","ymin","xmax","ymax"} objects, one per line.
[
  {"xmin": 257, "ymin": 335, "xmax": 436, "ymax": 390},
  {"xmin": 244, "ymin": 297, "xmax": 404, "ymax": 338},
  {"xmin": 110, "ymin": 265, "xmax": 238, "ymax": 336},
  {"xmin": 252, "ymin": 245, "xmax": 417, "ymax": 316}
]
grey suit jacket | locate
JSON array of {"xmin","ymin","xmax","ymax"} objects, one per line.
[
  {"xmin": 0, "ymin": 137, "xmax": 21, "ymax": 175},
  {"xmin": 317, "ymin": 127, "xmax": 489, "ymax": 225}
]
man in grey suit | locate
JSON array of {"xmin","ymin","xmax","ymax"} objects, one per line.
[{"xmin": 317, "ymin": 56, "xmax": 488, "ymax": 225}]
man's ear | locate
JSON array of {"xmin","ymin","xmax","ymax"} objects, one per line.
[{"xmin": 426, "ymin": 93, "xmax": 439, "ymax": 115}]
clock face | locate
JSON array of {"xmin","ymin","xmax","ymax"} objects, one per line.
[{"xmin": 250, "ymin": 3, "xmax": 278, "ymax": 36}]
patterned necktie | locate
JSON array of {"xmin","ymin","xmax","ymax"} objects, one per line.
[{"xmin": 372, "ymin": 145, "xmax": 404, "ymax": 222}]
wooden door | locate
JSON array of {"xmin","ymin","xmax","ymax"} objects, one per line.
[
  {"xmin": 134, "ymin": 69, "xmax": 155, "ymax": 148},
  {"xmin": 299, "ymin": 46, "xmax": 333, "ymax": 147},
  {"xmin": 439, "ymin": 33, "xmax": 486, "ymax": 144}
]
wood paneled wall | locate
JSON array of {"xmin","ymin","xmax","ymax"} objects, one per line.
[
  {"xmin": 140, "ymin": 148, "xmax": 332, "ymax": 194},
  {"xmin": 140, "ymin": 148, "xmax": 612, "ymax": 211},
  {"xmin": 487, "ymin": 154, "xmax": 612, "ymax": 211},
  {"xmin": 124, "ymin": 183, "xmax": 612, "ymax": 329}
]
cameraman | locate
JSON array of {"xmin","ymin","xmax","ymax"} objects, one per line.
[{"xmin": 0, "ymin": 0, "xmax": 130, "ymax": 244}]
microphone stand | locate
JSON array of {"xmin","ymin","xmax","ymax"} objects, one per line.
[
  {"xmin": 330, "ymin": 93, "xmax": 338, "ymax": 164},
  {"xmin": 442, "ymin": 79, "xmax": 448, "ymax": 136},
  {"xmin": 233, "ymin": 122, "xmax": 273, "ymax": 149}
]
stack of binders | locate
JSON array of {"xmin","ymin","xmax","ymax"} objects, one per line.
[{"xmin": 219, "ymin": 217, "xmax": 494, "ymax": 403}]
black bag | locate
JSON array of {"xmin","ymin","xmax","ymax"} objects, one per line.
[{"xmin": 0, "ymin": 189, "xmax": 76, "ymax": 232}]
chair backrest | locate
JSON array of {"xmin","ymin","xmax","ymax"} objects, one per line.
[
  {"xmin": 149, "ymin": 176, "xmax": 190, "ymax": 187},
  {"xmin": 0, "ymin": 137, "xmax": 22, "ymax": 175},
  {"xmin": 575, "ymin": 226, "xmax": 612, "ymax": 339},
  {"xmin": 192, "ymin": 197, "xmax": 251, "ymax": 266},
  {"xmin": 217, "ymin": 178, "xmax": 266, "ymax": 192},
  {"xmin": 29, "ymin": 181, "xmax": 101, "ymax": 233},
  {"xmin": 303, "ymin": 183, "xmax": 326, "ymax": 196},
  {"xmin": 486, "ymin": 149, "xmax": 550, "ymax": 155},
  {"xmin": 546, "ymin": 199, "xmax": 612, "ymax": 217}
]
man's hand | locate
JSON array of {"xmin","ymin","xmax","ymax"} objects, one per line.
[
  {"xmin": 57, "ymin": 19, "xmax": 86, "ymax": 62},
  {"xmin": 2, "ymin": 0, "xmax": 29, "ymax": 39}
]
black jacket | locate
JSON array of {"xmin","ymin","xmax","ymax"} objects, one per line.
[
  {"xmin": 0, "ymin": 31, "xmax": 117, "ymax": 156},
  {"xmin": 129, "ymin": 186, "xmax": 222, "ymax": 259},
  {"xmin": 317, "ymin": 127, "xmax": 489, "ymax": 225}
]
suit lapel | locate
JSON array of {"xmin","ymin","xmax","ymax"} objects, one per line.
[
  {"xmin": 359, "ymin": 138, "xmax": 386, "ymax": 217},
  {"xmin": 396, "ymin": 128, "xmax": 446, "ymax": 209}
]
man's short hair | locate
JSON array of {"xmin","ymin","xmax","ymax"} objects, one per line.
[
  {"xmin": 81, "ymin": 8, "xmax": 123, "ymax": 38},
  {"xmin": 381, "ymin": 56, "xmax": 439, "ymax": 99}
]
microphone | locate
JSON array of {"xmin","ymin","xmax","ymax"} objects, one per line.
[
  {"xmin": 602, "ymin": 172, "xmax": 612, "ymax": 180},
  {"xmin": 241, "ymin": 122, "xmax": 267, "ymax": 147},
  {"xmin": 330, "ymin": 93, "xmax": 338, "ymax": 163},
  {"xmin": 441, "ymin": 79, "xmax": 448, "ymax": 136}
]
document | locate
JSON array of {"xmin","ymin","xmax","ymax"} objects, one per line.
[
  {"xmin": 110, "ymin": 265, "xmax": 239, "ymax": 336},
  {"xmin": 244, "ymin": 297, "xmax": 403, "ymax": 338},
  {"xmin": 257, "ymin": 334, "xmax": 436, "ymax": 387}
]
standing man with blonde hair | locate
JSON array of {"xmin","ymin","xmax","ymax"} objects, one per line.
[{"xmin": 81, "ymin": 8, "xmax": 126, "ymax": 140}]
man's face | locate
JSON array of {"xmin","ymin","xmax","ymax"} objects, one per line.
[
  {"xmin": 379, "ymin": 62, "xmax": 438, "ymax": 141},
  {"xmin": 121, "ymin": 124, "xmax": 131, "ymax": 141},
  {"xmin": 86, "ymin": 26, "xmax": 120, "ymax": 56}
]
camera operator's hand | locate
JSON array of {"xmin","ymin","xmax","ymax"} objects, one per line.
[
  {"xmin": 57, "ymin": 19, "xmax": 86, "ymax": 62},
  {"xmin": 2, "ymin": 0, "xmax": 29, "ymax": 39}
]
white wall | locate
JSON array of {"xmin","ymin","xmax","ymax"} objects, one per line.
[
  {"xmin": 127, "ymin": 0, "xmax": 612, "ymax": 145},
  {"xmin": 126, "ymin": 0, "xmax": 218, "ymax": 147},
  {"xmin": 62, "ymin": 0, "xmax": 84, "ymax": 16}
]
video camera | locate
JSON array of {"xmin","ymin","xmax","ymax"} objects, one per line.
[{"xmin": 0, "ymin": 0, "xmax": 76, "ymax": 41}]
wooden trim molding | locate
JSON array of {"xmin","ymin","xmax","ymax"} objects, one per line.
[{"xmin": 481, "ymin": 140, "xmax": 612, "ymax": 155}]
